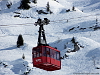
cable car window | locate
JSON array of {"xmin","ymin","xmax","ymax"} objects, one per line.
[
  {"xmin": 50, "ymin": 49, "xmax": 56, "ymax": 59},
  {"xmin": 43, "ymin": 47, "xmax": 46, "ymax": 56},
  {"xmin": 38, "ymin": 48, "xmax": 42, "ymax": 57},
  {"xmin": 54, "ymin": 50, "xmax": 56, "ymax": 59},
  {"xmin": 33, "ymin": 49, "xmax": 37, "ymax": 58},
  {"xmin": 37, "ymin": 48, "xmax": 40, "ymax": 57},
  {"xmin": 40, "ymin": 50, "xmax": 42, "ymax": 57},
  {"xmin": 33, "ymin": 54, "xmax": 34, "ymax": 58},
  {"xmin": 46, "ymin": 48, "xmax": 50, "ymax": 57},
  {"xmin": 56, "ymin": 52, "xmax": 60, "ymax": 60},
  {"xmin": 50, "ymin": 49, "xmax": 53, "ymax": 58},
  {"xmin": 37, "ymin": 52, "xmax": 39, "ymax": 57}
]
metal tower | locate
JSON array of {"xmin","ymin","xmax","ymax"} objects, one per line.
[{"xmin": 34, "ymin": 18, "xmax": 50, "ymax": 46}]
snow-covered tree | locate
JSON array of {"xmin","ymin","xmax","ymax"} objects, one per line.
[
  {"xmin": 32, "ymin": 0, "xmax": 37, "ymax": 4},
  {"xmin": 71, "ymin": 37, "xmax": 76, "ymax": 43},
  {"xmin": 17, "ymin": 34, "xmax": 24, "ymax": 47},
  {"xmin": 6, "ymin": 2, "xmax": 12, "ymax": 9},
  {"xmin": 71, "ymin": 37, "xmax": 80, "ymax": 52},
  {"xmin": 18, "ymin": 0, "xmax": 31, "ymax": 10}
]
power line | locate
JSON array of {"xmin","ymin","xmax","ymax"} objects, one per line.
[
  {"xmin": 0, "ymin": 13, "xmax": 100, "ymax": 27},
  {"xmin": 1, "ymin": 23, "xmax": 99, "ymax": 38},
  {"xmin": 0, "ymin": 34, "xmax": 35, "ymax": 37},
  {"xmin": 0, "ymin": 23, "xmax": 34, "ymax": 27},
  {"xmin": 50, "ymin": 14, "xmax": 100, "ymax": 23}
]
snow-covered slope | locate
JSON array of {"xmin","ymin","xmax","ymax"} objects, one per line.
[
  {"xmin": 66, "ymin": 0, "xmax": 100, "ymax": 13},
  {"xmin": 0, "ymin": 0, "xmax": 100, "ymax": 75}
]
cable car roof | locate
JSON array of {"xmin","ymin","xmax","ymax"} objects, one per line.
[{"xmin": 33, "ymin": 45, "xmax": 60, "ymax": 52}]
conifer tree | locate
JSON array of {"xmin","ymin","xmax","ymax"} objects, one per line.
[
  {"xmin": 46, "ymin": 2, "xmax": 53, "ymax": 14},
  {"xmin": 22, "ymin": 53, "xmax": 25, "ymax": 59},
  {"xmin": 72, "ymin": 6, "xmax": 75, "ymax": 11},
  {"xmin": 96, "ymin": 18, "xmax": 98, "ymax": 25},
  {"xmin": 46, "ymin": 2, "xmax": 50, "ymax": 12},
  {"xmin": 18, "ymin": 0, "xmax": 30, "ymax": 10},
  {"xmin": 71, "ymin": 37, "xmax": 75, "ymax": 43},
  {"xmin": 17, "ymin": 34, "xmax": 24, "ymax": 47}
]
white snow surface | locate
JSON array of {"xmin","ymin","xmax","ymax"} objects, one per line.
[{"xmin": 0, "ymin": 0, "xmax": 100, "ymax": 75}]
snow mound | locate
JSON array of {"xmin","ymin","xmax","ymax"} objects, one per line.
[
  {"xmin": 50, "ymin": 36, "xmax": 100, "ymax": 56},
  {"xmin": 86, "ymin": 48, "xmax": 100, "ymax": 58}
]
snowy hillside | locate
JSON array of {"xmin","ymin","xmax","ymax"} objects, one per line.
[{"xmin": 0, "ymin": 0, "xmax": 100, "ymax": 75}]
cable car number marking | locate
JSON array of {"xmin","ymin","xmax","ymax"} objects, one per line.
[{"xmin": 35, "ymin": 59, "xmax": 41, "ymax": 62}]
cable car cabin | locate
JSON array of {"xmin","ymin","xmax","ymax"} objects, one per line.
[{"xmin": 32, "ymin": 46, "xmax": 61, "ymax": 71}]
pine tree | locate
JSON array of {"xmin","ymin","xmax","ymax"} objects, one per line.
[
  {"xmin": 18, "ymin": 0, "xmax": 31, "ymax": 10},
  {"xmin": 46, "ymin": 2, "xmax": 53, "ymax": 14},
  {"xmin": 71, "ymin": 37, "xmax": 75, "ymax": 43},
  {"xmin": 22, "ymin": 53, "xmax": 25, "ymax": 59},
  {"xmin": 64, "ymin": 44, "xmax": 67, "ymax": 49},
  {"xmin": 72, "ymin": 6, "xmax": 75, "ymax": 11},
  {"xmin": 96, "ymin": 18, "xmax": 98, "ymax": 25},
  {"xmin": 46, "ymin": 2, "xmax": 50, "ymax": 12},
  {"xmin": 17, "ymin": 34, "xmax": 24, "ymax": 47},
  {"xmin": 73, "ymin": 43, "xmax": 80, "ymax": 52}
]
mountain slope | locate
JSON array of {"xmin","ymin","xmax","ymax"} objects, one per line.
[{"xmin": 0, "ymin": 0, "xmax": 100, "ymax": 75}]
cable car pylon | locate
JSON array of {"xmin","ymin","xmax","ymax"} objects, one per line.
[
  {"xmin": 35, "ymin": 18, "xmax": 49, "ymax": 46},
  {"xmin": 32, "ymin": 18, "xmax": 61, "ymax": 71}
]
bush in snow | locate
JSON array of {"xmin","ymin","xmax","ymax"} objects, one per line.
[
  {"xmin": 36, "ymin": 10, "xmax": 48, "ymax": 14},
  {"xmin": 14, "ymin": 15, "xmax": 20, "ymax": 17},
  {"xmin": 64, "ymin": 44, "xmax": 67, "ymax": 49},
  {"xmin": 53, "ymin": 0, "xmax": 59, "ymax": 3},
  {"xmin": 17, "ymin": 34, "xmax": 24, "ymax": 48},
  {"xmin": 22, "ymin": 53, "xmax": 25, "ymax": 59},
  {"xmin": 18, "ymin": 0, "xmax": 31, "ymax": 10},
  {"xmin": 73, "ymin": 43, "xmax": 80, "ymax": 52},
  {"xmin": 60, "ymin": 54, "xmax": 69, "ymax": 59},
  {"xmin": 66, "ymin": 37, "xmax": 80, "ymax": 53},
  {"xmin": 32, "ymin": 0, "xmax": 37, "ymax": 4},
  {"xmin": 22, "ymin": 62, "xmax": 32, "ymax": 75},
  {"xmin": 71, "ymin": 37, "xmax": 80, "ymax": 52},
  {"xmin": 66, "ymin": 9, "xmax": 70, "ymax": 12},
  {"xmin": 96, "ymin": 67, "xmax": 100, "ymax": 69},
  {"xmin": 6, "ymin": 2, "xmax": 12, "ymax": 9},
  {"xmin": 0, "ymin": 62, "xmax": 8, "ymax": 68},
  {"xmin": 36, "ymin": 2, "xmax": 53, "ymax": 14}
]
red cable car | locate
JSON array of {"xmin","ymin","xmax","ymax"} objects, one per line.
[
  {"xmin": 32, "ymin": 46, "xmax": 61, "ymax": 71},
  {"xmin": 32, "ymin": 18, "xmax": 61, "ymax": 71}
]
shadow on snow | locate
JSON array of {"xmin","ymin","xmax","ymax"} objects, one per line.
[
  {"xmin": 0, "ymin": 45, "xmax": 17, "ymax": 51},
  {"xmin": 10, "ymin": 59, "xmax": 28, "ymax": 74}
]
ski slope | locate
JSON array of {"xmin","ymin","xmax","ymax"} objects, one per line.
[{"xmin": 0, "ymin": 0, "xmax": 100, "ymax": 75}]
